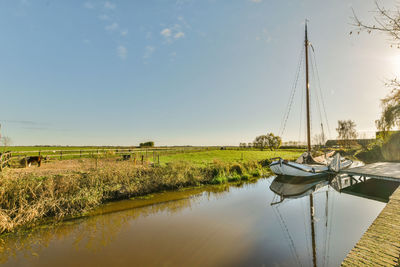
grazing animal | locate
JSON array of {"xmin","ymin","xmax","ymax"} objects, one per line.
[
  {"xmin": 20, "ymin": 156, "xmax": 43, "ymax": 167},
  {"xmin": 122, "ymin": 154, "xmax": 131, "ymax": 161}
]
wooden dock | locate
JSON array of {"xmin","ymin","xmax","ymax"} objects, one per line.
[
  {"xmin": 340, "ymin": 162, "xmax": 400, "ymax": 266},
  {"xmin": 342, "ymin": 186, "xmax": 400, "ymax": 266},
  {"xmin": 339, "ymin": 162, "xmax": 400, "ymax": 182}
]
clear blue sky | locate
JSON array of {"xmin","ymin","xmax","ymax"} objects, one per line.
[{"xmin": 0, "ymin": 0, "xmax": 399, "ymax": 146}]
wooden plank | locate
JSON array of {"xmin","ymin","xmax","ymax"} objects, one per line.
[
  {"xmin": 339, "ymin": 162, "xmax": 400, "ymax": 181},
  {"xmin": 342, "ymin": 187, "xmax": 400, "ymax": 266}
]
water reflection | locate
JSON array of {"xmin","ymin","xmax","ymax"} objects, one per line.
[
  {"xmin": 0, "ymin": 177, "xmax": 389, "ymax": 267},
  {"xmin": 0, "ymin": 182, "xmax": 249, "ymax": 264}
]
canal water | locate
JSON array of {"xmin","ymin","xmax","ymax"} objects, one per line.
[{"xmin": 0, "ymin": 176, "xmax": 387, "ymax": 267}]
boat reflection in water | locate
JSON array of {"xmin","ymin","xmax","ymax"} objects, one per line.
[
  {"xmin": 270, "ymin": 175, "xmax": 331, "ymax": 205},
  {"xmin": 269, "ymin": 174, "xmax": 332, "ymax": 267}
]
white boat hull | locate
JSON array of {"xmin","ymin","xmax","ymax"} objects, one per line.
[{"xmin": 269, "ymin": 158, "xmax": 353, "ymax": 177}]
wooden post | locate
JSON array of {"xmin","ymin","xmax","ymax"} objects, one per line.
[
  {"xmin": 141, "ymin": 155, "xmax": 144, "ymax": 165},
  {"xmin": 158, "ymin": 153, "xmax": 160, "ymax": 165},
  {"xmin": 134, "ymin": 153, "xmax": 137, "ymax": 165},
  {"xmin": 95, "ymin": 156, "xmax": 98, "ymax": 169},
  {"xmin": 60, "ymin": 151, "xmax": 63, "ymax": 160},
  {"xmin": 25, "ymin": 155, "xmax": 28, "ymax": 167}
]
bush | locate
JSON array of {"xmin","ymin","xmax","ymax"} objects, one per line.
[
  {"xmin": 210, "ymin": 176, "xmax": 227, "ymax": 184},
  {"xmin": 227, "ymin": 172, "xmax": 241, "ymax": 182},
  {"xmin": 381, "ymin": 132, "xmax": 400, "ymax": 161},
  {"xmin": 241, "ymin": 173, "xmax": 251, "ymax": 180},
  {"xmin": 355, "ymin": 142, "xmax": 384, "ymax": 163},
  {"xmin": 229, "ymin": 163, "xmax": 244, "ymax": 175}
]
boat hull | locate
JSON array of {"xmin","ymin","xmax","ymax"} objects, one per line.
[{"xmin": 269, "ymin": 158, "xmax": 352, "ymax": 177}]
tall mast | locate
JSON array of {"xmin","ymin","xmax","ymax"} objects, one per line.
[{"xmin": 305, "ymin": 21, "xmax": 311, "ymax": 153}]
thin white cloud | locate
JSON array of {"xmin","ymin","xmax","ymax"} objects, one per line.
[
  {"xmin": 105, "ymin": 22, "xmax": 119, "ymax": 31},
  {"xmin": 117, "ymin": 45, "xmax": 127, "ymax": 59},
  {"xmin": 174, "ymin": 32, "xmax": 185, "ymax": 39},
  {"xmin": 144, "ymin": 46, "xmax": 155, "ymax": 59},
  {"xmin": 145, "ymin": 32, "xmax": 152, "ymax": 40},
  {"xmin": 98, "ymin": 14, "xmax": 110, "ymax": 21},
  {"xmin": 120, "ymin": 30, "xmax": 128, "ymax": 36},
  {"xmin": 84, "ymin": 2, "xmax": 94, "ymax": 9},
  {"xmin": 83, "ymin": 39, "xmax": 90, "ymax": 44},
  {"xmin": 104, "ymin": 1, "xmax": 116, "ymax": 10},
  {"xmin": 256, "ymin": 28, "xmax": 272, "ymax": 43},
  {"xmin": 250, "ymin": 0, "xmax": 262, "ymax": 3},
  {"xmin": 160, "ymin": 28, "xmax": 172, "ymax": 37}
]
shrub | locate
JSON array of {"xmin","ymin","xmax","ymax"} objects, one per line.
[
  {"xmin": 381, "ymin": 132, "xmax": 400, "ymax": 161},
  {"xmin": 229, "ymin": 163, "xmax": 244, "ymax": 175},
  {"xmin": 241, "ymin": 174, "xmax": 251, "ymax": 180},
  {"xmin": 227, "ymin": 172, "xmax": 241, "ymax": 182}
]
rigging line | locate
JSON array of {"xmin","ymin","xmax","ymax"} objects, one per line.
[
  {"xmin": 301, "ymin": 195, "xmax": 313, "ymax": 267},
  {"xmin": 309, "ymin": 52, "xmax": 325, "ymax": 142},
  {"xmin": 298, "ymin": 74, "xmax": 305, "ymax": 143},
  {"xmin": 279, "ymin": 45, "xmax": 305, "ymax": 138},
  {"xmin": 272, "ymin": 206, "xmax": 298, "ymax": 264},
  {"xmin": 325, "ymin": 187, "xmax": 336, "ymax": 267},
  {"xmin": 311, "ymin": 48, "xmax": 332, "ymax": 139},
  {"xmin": 273, "ymin": 206, "xmax": 303, "ymax": 267}
]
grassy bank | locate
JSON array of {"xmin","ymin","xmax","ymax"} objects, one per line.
[{"xmin": 0, "ymin": 149, "xmax": 303, "ymax": 234}]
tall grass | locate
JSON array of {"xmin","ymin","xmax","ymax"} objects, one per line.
[{"xmin": 0, "ymin": 159, "xmax": 268, "ymax": 233}]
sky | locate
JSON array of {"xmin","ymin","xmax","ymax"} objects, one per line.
[{"xmin": 0, "ymin": 0, "xmax": 399, "ymax": 146}]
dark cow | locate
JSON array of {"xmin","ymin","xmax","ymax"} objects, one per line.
[
  {"xmin": 20, "ymin": 156, "xmax": 43, "ymax": 167},
  {"xmin": 122, "ymin": 154, "xmax": 131, "ymax": 161}
]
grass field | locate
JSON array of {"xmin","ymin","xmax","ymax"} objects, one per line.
[{"xmin": 159, "ymin": 149, "xmax": 303, "ymax": 166}]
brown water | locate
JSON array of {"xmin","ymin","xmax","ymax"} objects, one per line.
[{"xmin": 0, "ymin": 177, "xmax": 386, "ymax": 267}]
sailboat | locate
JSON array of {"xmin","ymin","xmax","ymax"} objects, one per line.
[{"xmin": 269, "ymin": 22, "xmax": 352, "ymax": 177}]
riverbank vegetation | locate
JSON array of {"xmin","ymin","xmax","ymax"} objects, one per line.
[{"xmin": 0, "ymin": 149, "xmax": 301, "ymax": 234}]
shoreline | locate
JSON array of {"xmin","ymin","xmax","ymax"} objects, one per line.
[{"xmin": 0, "ymin": 157, "xmax": 271, "ymax": 234}]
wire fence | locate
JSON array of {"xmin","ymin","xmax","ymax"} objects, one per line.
[{"xmin": 0, "ymin": 147, "xmax": 219, "ymax": 171}]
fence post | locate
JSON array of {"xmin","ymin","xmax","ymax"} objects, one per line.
[
  {"xmin": 141, "ymin": 155, "xmax": 144, "ymax": 165},
  {"xmin": 60, "ymin": 151, "xmax": 63, "ymax": 160},
  {"xmin": 134, "ymin": 153, "xmax": 136, "ymax": 165},
  {"xmin": 158, "ymin": 153, "xmax": 160, "ymax": 165}
]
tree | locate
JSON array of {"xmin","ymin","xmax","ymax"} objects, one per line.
[
  {"xmin": 139, "ymin": 141, "xmax": 154, "ymax": 147},
  {"xmin": 239, "ymin": 143, "xmax": 247, "ymax": 149},
  {"xmin": 253, "ymin": 133, "xmax": 281, "ymax": 151},
  {"xmin": 352, "ymin": 2, "xmax": 400, "ymax": 132},
  {"xmin": 375, "ymin": 81, "xmax": 400, "ymax": 132},
  {"xmin": 336, "ymin": 120, "xmax": 357, "ymax": 148}
]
